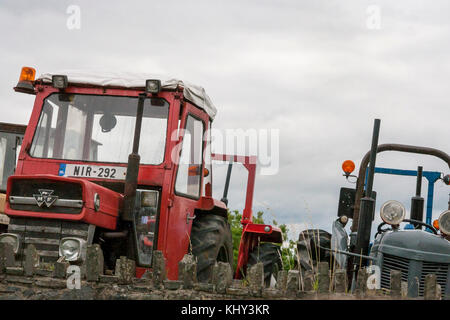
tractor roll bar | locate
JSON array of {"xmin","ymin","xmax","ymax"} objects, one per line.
[
  {"xmin": 211, "ymin": 153, "xmax": 257, "ymax": 225},
  {"xmin": 351, "ymin": 144, "xmax": 450, "ymax": 232}
]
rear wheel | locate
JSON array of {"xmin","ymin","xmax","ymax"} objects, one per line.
[
  {"xmin": 296, "ymin": 229, "xmax": 332, "ymax": 273},
  {"xmin": 190, "ymin": 214, "xmax": 233, "ymax": 282},
  {"xmin": 248, "ymin": 243, "xmax": 283, "ymax": 286}
]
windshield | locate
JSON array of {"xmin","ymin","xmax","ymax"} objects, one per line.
[{"xmin": 30, "ymin": 93, "xmax": 169, "ymax": 164}]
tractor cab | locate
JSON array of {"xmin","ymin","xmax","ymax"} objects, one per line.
[{"xmin": 0, "ymin": 67, "xmax": 283, "ymax": 282}]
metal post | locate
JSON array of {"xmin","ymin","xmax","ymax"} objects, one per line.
[{"xmin": 426, "ymin": 182, "xmax": 435, "ymax": 226}]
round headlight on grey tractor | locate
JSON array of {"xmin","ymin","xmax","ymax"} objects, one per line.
[
  {"xmin": 438, "ymin": 210, "xmax": 450, "ymax": 235},
  {"xmin": 380, "ymin": 200, "xmax": 406, "ymax": 225},
  {"xmin": 0, "ymin": 233, "xmax": 20, "ymax": 253},
  {"xmin": 59, "ymin": 237, "xmax": 86, "ymax": 262}
]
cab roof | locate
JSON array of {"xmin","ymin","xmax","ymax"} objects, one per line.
[{"xmin": 38, "ymin": 70, "xmax": 217, "ymax": 120}]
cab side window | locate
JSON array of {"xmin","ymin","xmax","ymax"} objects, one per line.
[{"xmin": 175, "ymin": 115, "xmax": 204, "ymax": 198}]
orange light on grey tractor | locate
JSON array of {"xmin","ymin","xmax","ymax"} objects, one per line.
[
  {"xmin": 433, "ymin": 219, "xmax": 440, "ymax": 230},
  {"xmin": 342, "ymin": 160, "xmax": 355, "ymax": 175}
]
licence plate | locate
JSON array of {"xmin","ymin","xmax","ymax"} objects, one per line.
[{"xmin": 58, "ymin": 164, "xmax": 127, "ymax": 180}]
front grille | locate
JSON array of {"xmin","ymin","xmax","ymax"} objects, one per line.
[
  {"xmin": 381, "ymin": 253, "xmax": 449, "ymax": 298},
  {"xmin": 381, "ymin": 254, "xmax": 409, "ymax": 289},
  {"xmin": 9, "ymin": 179, "xmax": 83, "ymax": 214},
  {"xmin": 419, "ymin": 261, "xmax": 449, "ymax": 298},
  {"xmin": 8, "ymin": 217, "xmax": 90, "ymax": 263}
]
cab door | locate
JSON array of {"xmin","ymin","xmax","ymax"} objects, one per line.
[{"xmin": 164, "ymin": 102, "xmax": 208, "ymax": 279}]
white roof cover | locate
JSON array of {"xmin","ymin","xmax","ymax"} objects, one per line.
[{"xmin": 38, "ymin": 71, "xmax": 217, "ymax": 119}]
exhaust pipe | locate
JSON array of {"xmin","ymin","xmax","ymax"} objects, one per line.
[
  {"xmin": 353, "ymin": 118, "xmax": 380, "ymax": 258},
  {"xmin": 410, "ymin": 166, "xmax": 425, "ymax": 229},
  {"xmin": 123, "ymin": 93, "xmax": 146, "ymax": 221},
  {"xmin": 350, "ymin": 119, "xmax": 380, "ymax": 293}
]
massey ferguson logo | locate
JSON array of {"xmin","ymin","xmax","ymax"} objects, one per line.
[{"xmin": 33, "ymin": 189, "xmax": 58, "ymax": 208}]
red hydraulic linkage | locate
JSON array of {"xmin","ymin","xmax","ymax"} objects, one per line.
[{"xmin": 211, "ymin": 153, "xmax": 283, "ymax": 279}]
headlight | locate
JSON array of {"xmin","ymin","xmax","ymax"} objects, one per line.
[
  {"xmin": 59, "ymin": 237, "xmax": 86, "ymax": 262},
  {"xmin": 380, "ymin": 200, "xmax": 406, "ymax": 225},
  {"xmin": 52, "ymin": 75, "xmax": 68, "ymax": 89},
  {"xmin": 438, "ymin": 210, "xmax": 450, "ymax": 235},
  {"xmin": 0, "ymin": 233, "xmax": 20, "ymax": 254},
  {"xmin": 145, "ymin": 79, "xmax": 161, "ymax": 94}
]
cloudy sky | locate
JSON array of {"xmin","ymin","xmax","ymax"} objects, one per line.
[{"xmin": 1, "ymin": 0, "xmax": 450, "ymax": 240}]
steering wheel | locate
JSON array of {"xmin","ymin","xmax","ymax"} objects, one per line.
[{"xmin": 377, "ymin": 218, "xmax": 438, "ymax": 235}]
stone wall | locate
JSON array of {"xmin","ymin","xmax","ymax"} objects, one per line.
[{"xmin": 0, "ymin": 244, "xmax": 443, "ymax": 300}]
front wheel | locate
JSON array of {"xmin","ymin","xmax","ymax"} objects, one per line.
[{"xmin": 190, "ymin": 214, "xmax": 234, "ymax": 282}]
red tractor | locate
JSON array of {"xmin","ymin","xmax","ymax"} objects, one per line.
[{"xmin": 0, "ymin": 67, "xmax": 283, "ymax": 283}]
